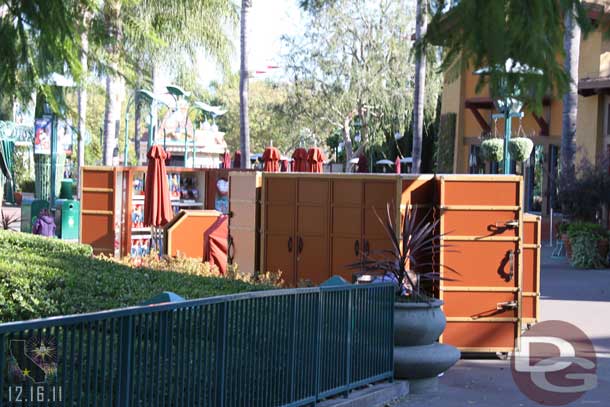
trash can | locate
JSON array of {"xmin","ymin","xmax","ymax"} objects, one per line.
[
  {"xmin": 21, "ymin": 198, "xmax": 50, "ymax": 233},
  {"xmin": 59, "ymin": 179, "xmax": 74, "ymax": 199},
  {"xmin": 54, "ymin": 199, "xmax": 80, "ymax": 241}
]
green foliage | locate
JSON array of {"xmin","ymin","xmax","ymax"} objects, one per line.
[
  {"xmin": 212, "ymin": 77, "xmax": 302, "ymax": 154},
  {"xmin": 0, "ymin": 231, "xmax": 269, "ymax": 322},
  {"xmin": 570, "ymin": 235, "xmax": 606, "ymax": 269},
  {"xmin": 566, "ymin": 222, "xmax": 608, "ymax": 241},
  {"xmin": 436, "ymin": 113, "xmax": 456, "ymax": 172},
  {"xmin": 480, "ymin": 138, "xmax": 504, "ymax": 162},
  {"xmin": 426, "ymin": 0, "xmax": 592, "ymax": 112},
  {"xmin": 558, "ymin": 154, "xmax": 610, "ymax": 222},
  {"xmin": 508, "ymin": 137, "xmax": 534, "ymax": 161},
  {"xmin": 19, "ymin": 179, "xmax": 35, "ymax": 193}
]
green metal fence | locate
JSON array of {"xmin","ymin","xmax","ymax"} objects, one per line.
[{"xmin": 0, "ymin": 281, "xmax": 394, "ymax": 406}]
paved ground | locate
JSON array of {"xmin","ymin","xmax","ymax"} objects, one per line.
[{"xmin": 394, "ymin": 246, "xmax": 610, "ymax": 407}]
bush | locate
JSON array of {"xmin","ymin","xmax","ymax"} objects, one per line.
[
  {"xmin": 570, "ymin": 235, "xmax": 606, "ymax": 269},
  {"xmin": 566, "ymin": 221, "xmax": 608, "ymax": 240},
  {"xmin": 19, "ymin": 178, "xmax": 35, "ymax": 193},
  {"xmin": 0, "ymin": 231, "xmax": 271, "ymax": 322},
  {"xmin": 480, "ymin": 138, "xmax": 504, "ymax": 162}
]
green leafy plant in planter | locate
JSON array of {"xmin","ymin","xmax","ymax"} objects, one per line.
[
  {"xmin": 480, "ymin": 138, "xmax": 504, "ymax": 162},
  {"xmin": 352, "ymin": 204, "xmax": 459, "ymax": 393},
  {"xmin": 508, "ymin": 137, "xmax": 534, "ymax": 161}
]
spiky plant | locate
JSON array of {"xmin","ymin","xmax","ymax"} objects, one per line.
[
  {"xmin": 1, "ymin": 210, "xmax": 21, "ymax": 231},
  {"xmin": 352, "ymin": 203, "xmax": 452, "ymax": 301}
]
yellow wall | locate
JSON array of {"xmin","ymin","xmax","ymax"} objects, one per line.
[{"xmin": 441, "ymin": 25, "xmax": 609, "ymax": 173}]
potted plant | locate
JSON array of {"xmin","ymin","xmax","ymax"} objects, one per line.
[
  {"xmin": 480, "ymin": 138, "xmax": 504, "ymax": 162},
  {"xmin": 508, "ymin": 137, "xmax": 534, "ymax": 161},
  {"xmin": 566, "ymin": 222, "xmax": 609, "ymax": 268},
  {"xmin": 353, "ymin": 204, "xmax": 460, "ymax": 393}
]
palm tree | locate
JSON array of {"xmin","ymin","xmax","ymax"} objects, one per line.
[
  {"xmin": 77, "ymin": 8, "xmax": 92, "ymax": 188},
  {"xmin": 102, "ymin": 0, "xmax": 122, "ymax": 165},
  {"xmin": 411, "ymin": 0, "xmax": 427, "ymax": 173},
  {"xmin": 560, "ymin": 4, "xmax": 581, "ymax": 178},
  {"xmin": 240, "ymin": 0, "xmax": 252, "ymax": 169}
]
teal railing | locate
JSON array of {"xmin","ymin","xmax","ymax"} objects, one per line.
[{"xmin": 0, "ymin": 282, "xmax": 394, "ymax": 406}]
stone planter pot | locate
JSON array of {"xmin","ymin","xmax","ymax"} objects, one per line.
[{"xmin": 394, "ymin": 300, "xmax": 460, "ymax": 393}]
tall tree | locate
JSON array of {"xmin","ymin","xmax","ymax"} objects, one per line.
[
  {"xmin": 561, "ymin": 4, "xmax": 581, "ymax": 179},
  {"xmin": 240, "ymin": 0, "xmax": 252, "ymax": 168},
  {"xmin": 287, "ymin": 0, "xmax": 427, "ymax": 163},
  {"xmin": 102, "ymin": 0, "xmax": 123, "ymax": 165},
  {"xmin": 411, "ymin": 0, "xmax": 427, "ymax": 173},
  {"xmin": 77, "ymin": 8, "xmax": 92, "ymax": 190}
]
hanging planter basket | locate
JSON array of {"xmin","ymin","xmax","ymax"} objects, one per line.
[
  {"xmin": 508, "ymin": 137, "xmax": 534, "ymax": 161},
  {"xmin": 480, "ymin": 139, "xmax": 504, "ymax": 162}
]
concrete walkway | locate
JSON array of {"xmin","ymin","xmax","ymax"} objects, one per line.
[{"xmin": 394, "ymin": 246, "xmax": 610, "ymax": 407}]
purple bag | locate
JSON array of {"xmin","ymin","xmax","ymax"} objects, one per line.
[{"xmin": 33, "ymin": 213, "xmax": 56, "ymax": 237}]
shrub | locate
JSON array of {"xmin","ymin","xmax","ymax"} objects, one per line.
[
  {"xmin": 0, "ymin": 231, "xmax": 271, "ymax": 322},
  {"xmin": 570, "ymin": 235, "xmax": 606, "ymax": 269},
  {"xmin": 566, "ymin": 221, "xmax": 608, "ymax": 240},
  {"xmin": 508, "ymin": 137, "xmax": 534, "ymax": 161},
  {"xmin": 480, "ymin": 138, "xmax": 504, "ymax": 162},
  {"xmin": 19, "ymin": 178, "xmax": 35, "ymax": 193}
]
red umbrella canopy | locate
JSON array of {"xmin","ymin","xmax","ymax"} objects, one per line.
[
  {"xmin": 307, "ymin": 147, "xmax": 326, "ymax": 173},
  {"xmin": 262, "ymin": 146, "xmax": 281, "ymax": 172},
  {"xmin": 222, "ymin": 151, "xmax": 231, "ymax": 169},
  {"xmin": 144, "ymin": 145, "xmax": 173, "ymax": 227},
  {"xmin": 357, "ymin": 154, "xmax": 369, "ymax": 173},
  {"xmin": 395, "ymin": 156, "xmax": 401, "ymax": 174},
  {"xmin": 233, "ymin": 151, "xmax": 242, "ymax": 168},
  {"xmin": 291, "ymin": 148, "xmax": 308, "ymax": 172}
]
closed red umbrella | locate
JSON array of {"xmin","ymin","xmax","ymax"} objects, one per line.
[
  {"xmin": 357, "ymin": 154, "xmax": 369, "ymax": 173},
  {"xmin": 307, "ymin": 147, "xmax": 325, "ymax": 173},
  {"xmin": 395, "ymin": 156, "xmax": 401, "ymax": 174},
  {"xmin": 222, "ymin": 151, "xmax": 231, "ymax": 169},
  {"xmin": 233, "ymin": 151, "xmax": 242, "ymax": 168},
  {"xmin": 262, "ymin": 146, "xmax": 281, "ymax": 172},
  {"xmin": 144, "ymin": 145, "xmax": 173, "ymax": 227},
  {"xmin": 292, "ymin": 148, "xmax": 308, "ymax": 172},
  {"xmin": 281, "ymin": 159, "xmax": 290, "ymax": 172}
]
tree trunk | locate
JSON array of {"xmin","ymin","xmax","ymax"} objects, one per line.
[
  {"xmin": 102, "ymin": 0, "xmax": 122, "ymax": 166},
  {"xmin": 560, "ymin": 5, "xmax": 581, "ymax": 180},
  {"xmin": 77, "ymin": 11, "xmax": 90, "ymax": 195},
  {"xmin": 411, "ymin": 0, "xmax": 427, "ymax": 174},
  {"xmin": 239, "ymin": 0, "xmax": 252, "ymax": 169}
]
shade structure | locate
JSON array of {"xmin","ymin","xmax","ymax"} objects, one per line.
[
  {"xmin": 292, "ymin": 147, "xmax": 308, "ymax": 172},
  {"xmin": 233, "ymin": 151, "xmax": 242, "ymax": 168},
  {"xmin": 395, "ymin": 156, "xmax": 401, "ymax": 174},
  {"xmin": 356, "ymin": 154, "xmax": 369, "ymax": 173},
  {"xmin": 222, "ymin": 151, "xmax": 231, "ymax": 169},
  {"xmin": 144, "ymin": 145, "xmax": 173, "ymax": 227},
  {"xmin": 307, "ymin": 147, "xmax": 325, "ymax": 173},
  {"xmin": 262, "ymin": 146, "xmax": 281, "ymax": 172}
]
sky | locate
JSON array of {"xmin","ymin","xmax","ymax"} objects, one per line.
[{"xmin": 195, "ymin": 0, "xmax": 305, "ymax": 86}]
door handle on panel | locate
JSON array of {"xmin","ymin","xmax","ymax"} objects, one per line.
[
  {"xmin": 508, "ymin": 250, "xmax": 515, "ymax": 282},
  {"xmin": 298, "ymin": 236, "xmax": 304, "ymax": 255},
  {"xmin": 363, "ymin": 239, "xmax": 370, "ymax": 256},
  {"xmin": 288, "ymin": 237, "xmax": 293, "ymax": 252},
  {"xmin": 354, "ymin": 240, "xmax": 359, "ymax": 256},
  {"xmin": 497, "ymin": 301, "xmax": 518, "ymax": 310}
]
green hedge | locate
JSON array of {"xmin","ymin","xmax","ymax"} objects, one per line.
[{"xmin": 0, "ymin": 231, "xmax": 267, "ymax": 322}]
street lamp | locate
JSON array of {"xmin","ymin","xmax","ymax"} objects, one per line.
[
  {"xmin": 474, "ymin": 59, "xmax": 542, "ymax": 174},
  {"xmin": 123, "ymin": 89, "xmax": 167, "ymax": 166}
]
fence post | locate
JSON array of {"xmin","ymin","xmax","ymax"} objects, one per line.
[
  {"xmin": 314, "ymin": 289, "xmax": 323, "ymax": 405},
  {"xmin": 289, "ymin": 293, "xmax": 297, "ymax": 402},
  {"xmin": 117, "ymin": 316, "xmax": 134, "ymax": 407},
  {"xmin": 345, "ymin": 288, "xmax": 353, "ymax": 397},
  {"xmin": 216, "ymin": 302, "xmax": 228, "ymax": 407}
]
